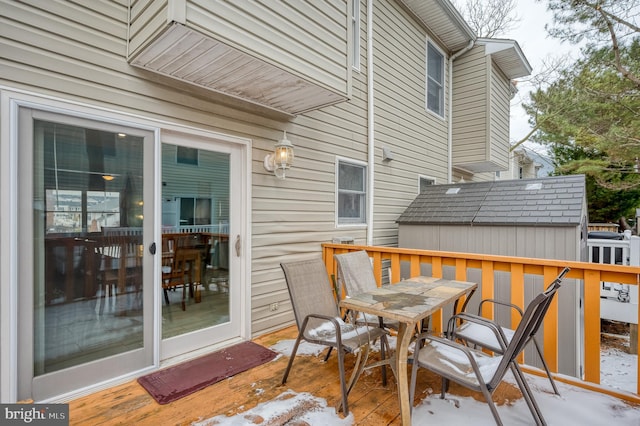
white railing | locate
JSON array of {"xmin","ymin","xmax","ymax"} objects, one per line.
[
  {"xmin": 162, "ymin": 223, "xmax": 229, "ymax": 234},
  {"xmin": 587, "ymin": 231, "xmax": 639, "ymax": 324}
]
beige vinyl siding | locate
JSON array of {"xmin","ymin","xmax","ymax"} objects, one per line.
[
  {"xmin": 452, "ymin": 46, "xmax": 489, "ymax": 166},
  {"xmin": 452, "ymin": 44, "xmax": 514, "ymax": 173},
  {"xmin": 185, "ymin": 0, "xmax": 348, "ymax": 95},
  {"xmin": 128, "ymin": 0, "xmax": 169, "ymax": 55},
  {"xmin": 0, "ymin": 0, "xmax": 464, "ymax": 338},
  {"xmin": 489, "ymin": 61, "xmax": 511, "ymax": 170},
  {"xmin": 0, "ymin": 0, "xmax": 356, "ymax": 337},
  {"xmin": 370, "ymin": 0, "xmax": 450, "ymax": 247}
]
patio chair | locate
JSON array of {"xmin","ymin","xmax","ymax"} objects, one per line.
[
  {"xmin": 334, "ymin": 250, "xmax": 399, "ymax": 331},
  {"xmin": 451, "ymin": 267, "xmax": 570, "ymax": 395},
  {"xmin": 281, "ymin": 258, "xmax": 389, "ymax": 416},
  {"xmin": 409, "ymin": 272, "xmax": 566, "ymax": 425}
]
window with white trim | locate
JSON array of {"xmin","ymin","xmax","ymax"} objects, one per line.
[
  {"xmin": 337, "ymin": 159, "xmax": 367, "ymax": 225},
  {"xmin": 426, "ymin": 41, "xmax": 444, "ymax": 116}
]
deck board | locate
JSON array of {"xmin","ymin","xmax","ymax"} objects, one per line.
[{"xmin": 68, "ymin": 326, "xmax": 522, "ymax": 425}]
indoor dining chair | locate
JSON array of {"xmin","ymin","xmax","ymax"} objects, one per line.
[
  {"xmin": 451, "ymin": 267, "xmax": 570, "ymax": 395},
  {"xmin": 409, "ymin": 273, "xmax": 566, "ymax": 425},
  {"xmin": 281, "ymin": 258, "xmax": 389, "ymax": 416}
]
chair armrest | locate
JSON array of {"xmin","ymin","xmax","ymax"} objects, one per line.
[
  {"xmin": 447, "ymin": 312, "xmax": 509, "ymax": 350},
  {"xmin": 478, "ymin": 298, "xmax": 524, "ymax": 317},
  {"xmin": 299, "ymin": 313, "xmax": 350, "ymax": 343},
  {"xmin": 414, "ymin": 332, "xmax": 481, "ymax": 368}
]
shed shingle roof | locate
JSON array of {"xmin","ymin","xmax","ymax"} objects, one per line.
[{"xmin": 397, "ymin": 175, "xmax": 586, "ymax": 226}]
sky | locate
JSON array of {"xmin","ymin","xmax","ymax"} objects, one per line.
[
  {"xmin": 502, "ymin": 0, "xmax": 583, "ymax": 161},
  {"xmin": 194, "ymin": 338, "xmax": 638, "ymax": 426}
]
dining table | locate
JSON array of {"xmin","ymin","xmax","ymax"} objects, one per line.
[{"xmin": 338, "ymin": 275, "xmax": 477, "ymax": 426}]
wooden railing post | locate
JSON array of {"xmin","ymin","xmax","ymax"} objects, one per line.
[
  {"xmin": 543, "ymin": 266, "xmax": 560, "ymax": 373},
  {"xmin": 511, "ymin": 264, "xmax": 525, "ymax": 363},
  {"xmin": 481, "ymin": 260, "xmax": 495, "ymax": 320},
  {"xmin": 583, "ymin": 269, "xmax": 602, "ymax": 384}
]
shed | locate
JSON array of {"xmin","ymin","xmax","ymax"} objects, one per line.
[{"xmin": 397, "ymin": 175, "xmax": 588, "ymax": 378}]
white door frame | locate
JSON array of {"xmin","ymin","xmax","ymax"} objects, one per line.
[{"xmin": 0, "ymin": 89, "xmax": 252, "ymax": 402}]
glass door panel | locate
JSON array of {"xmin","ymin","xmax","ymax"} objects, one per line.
[
  {"xmin": 18, "ymin": 108, "xmax": 154, "ymax": 401},
  {"xmin": 160, "ymin": 143, "xmax": 230, "ymax": 339}
]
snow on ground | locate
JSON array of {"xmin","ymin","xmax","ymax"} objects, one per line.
[{"xmin": 195, "ymin": 337, "xmax": 638, "ymax": 425}]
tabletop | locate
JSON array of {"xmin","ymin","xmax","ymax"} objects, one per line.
[{"xmin": 339, "ymin": 275, "xmax": 477, "ymax": 324}]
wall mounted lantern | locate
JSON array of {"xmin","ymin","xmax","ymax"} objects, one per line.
[{"xmin": 263, "ymin": 131, "xmax": 294, "ymax": 179}]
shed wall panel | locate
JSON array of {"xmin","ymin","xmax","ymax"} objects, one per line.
[{"xmin": 398, "ymin": 223, "xmax": 582, "ymax": 378}]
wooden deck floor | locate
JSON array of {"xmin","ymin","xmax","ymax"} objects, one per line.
[{"xmin": 68, "ymin": 326, "xmax": 523, "ymax": 425}]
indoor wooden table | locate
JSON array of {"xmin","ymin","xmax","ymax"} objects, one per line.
[{"xmin": 339, "ymin": 275, "xmax": 477, "ymax": 426}]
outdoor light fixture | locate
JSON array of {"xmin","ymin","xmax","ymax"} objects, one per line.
[{"xmin": 263, "ymin": 131, "xmax": 294, "ymax": 179}]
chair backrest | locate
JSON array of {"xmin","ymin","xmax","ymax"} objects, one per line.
[
  {"xmin": 334, "ymin": 251, "xmax": 378, "ymax": 296},
  {"xmin": 166, "ymin": 248, "xmax": 189, "ymax": 282},
  {"xmin": 281, "ymin": 259, "xmax": 340, "ymax": 334},
  {"xmin": 487, "ymin": 267, "xmax": 570, "ymax": 388}
]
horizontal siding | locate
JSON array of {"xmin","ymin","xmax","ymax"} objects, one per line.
[
  {"xmin": 128, "ymin": 0, "xmax": 169, "ymax": 56},
  {"xmin": 371, "ymin": 0, "xmax": 450, "ymax": 248},
  {"xmin": 452, "ymin": 45, "xmax": 488, "ymax": 165},
  {"xmin": 489, "ymin": 62, "xmax": 510, "ymax": 169},
  {"xmin": 1, "ymin": 0, "xmax": 486, "ymax": 341},
  {"xmin": 185, "ymin": 0, "xmax": 348, "ymax": 94}
]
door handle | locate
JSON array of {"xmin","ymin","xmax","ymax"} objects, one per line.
[
  {"xmin": 235, "ymin": 235, "xmax": 241, "ymax": 257},
  {"xmin": 149, "ymin": 242, "xmax": 156, "ymax": 255}
]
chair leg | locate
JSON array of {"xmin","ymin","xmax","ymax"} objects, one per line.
[
  {"xmin": 481, "ymin": 386, "xmax": 504, "ymax": 426},
  {"xmin": 336, "ymin": 349, "xmax": 349, "ymax": 416},
  {"xmin": 346, "ymin": 345, "xmax": 369, "ymax": 395},
  {"xmin": 409, "ymin": 353, "xmax": 419, "ymax": 412},
  {"xmin": 380, "ymin": 334, "xmax": 388, "ymax": 386},
  {"xmin": 181, "ymin": 284, "xmax": 186, "ymax": 311},
  {"xmin": 324, "ymin": 347, "xmax": 333, "ymax": 362},
  {"xmin": 532, "ymin": 337, "xmax": 560, "ymax": 395},
  {"xmin": 282, "ymin": 332, "xmax": 303, "ymax": 385},
  {"xmin": 510, "ymin": 363, "xmax": 546, "ymax": 426}
]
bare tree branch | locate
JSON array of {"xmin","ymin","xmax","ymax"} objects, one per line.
[{"xmin": 594, "ymin": 4, "xmax": 640, "ymax": 88}]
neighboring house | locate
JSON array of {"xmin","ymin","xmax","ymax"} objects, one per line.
[
  {"xmin": 0, "ymin": 0, "xmax": 530, "ymax": 402},
  {"xmin": 498, "ymin": 146, "xmax": 545, "ymax": 180}
]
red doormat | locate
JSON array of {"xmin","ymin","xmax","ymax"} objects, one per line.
[{"xmin": 137, "ymin": 341, "xmax": 277, "ymax": 404}]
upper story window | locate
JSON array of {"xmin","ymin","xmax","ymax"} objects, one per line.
[
  {"xmin": 351, "ymin": 0, "xmax": 360, "ymax": 70},
  {"xmin": 337, "ymin": 159, "xmax": 367, "ymax": 225},
  {"xmin": 426, "ymin": 41, "xmax": 445, "ymax": 117},
  {"xmin": 177, "ymin": 146, "xmax": 198, "ymax": 165}
]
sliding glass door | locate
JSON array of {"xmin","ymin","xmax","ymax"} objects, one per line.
[
  {"xmin": 160, "ymin": 132, "xmax": 242, "ymax": 359},
  {"xmin": 17, "ymin": 107, "xmax": 155, "ymax": 401}
]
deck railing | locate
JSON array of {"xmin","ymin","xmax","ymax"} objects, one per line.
[{"xmin": 322, "ymin": 243, "xmax": 640, "ymax": 403}]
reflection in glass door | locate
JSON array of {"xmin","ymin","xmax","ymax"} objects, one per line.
[
  {"xmin": 17, "ymin": 108, "xmax": 154, "ymax": 401},
  {"xmin": 161, "ymin": 143, "xmax": 230, "ymax": 338}
]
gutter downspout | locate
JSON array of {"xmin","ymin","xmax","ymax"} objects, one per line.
[
  {"xmin": 366, "ymin": 0, "xmax": 375, "ymax": 245},
  {"xmin": 447, "ymin": 39, "xmax": 474, "ymax": 183}
]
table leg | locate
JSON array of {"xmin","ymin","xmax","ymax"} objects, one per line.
[{"xmin": 396, "ymin": 322, "xmax": 414, "ymax": 425}]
